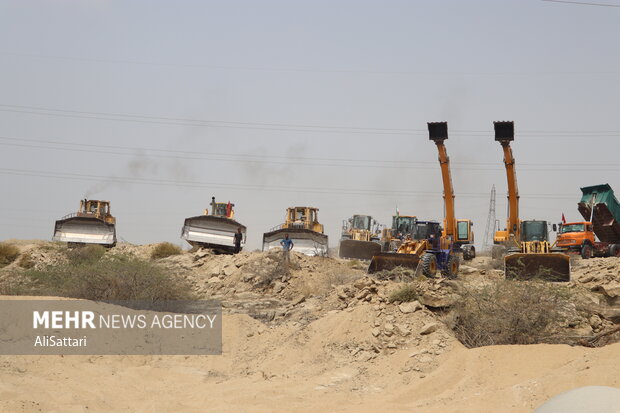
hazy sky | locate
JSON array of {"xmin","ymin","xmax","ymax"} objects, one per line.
[{"xmin": 0, "ymin": 0, "xmax": 618, "ymax": 250}]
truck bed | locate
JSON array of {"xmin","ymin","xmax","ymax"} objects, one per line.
[{"xmin": 578, "ymin": 184, "xmax": 620, "ymax": 243}]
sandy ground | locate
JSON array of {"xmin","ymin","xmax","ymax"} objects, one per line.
[{"xmin": 0, "ymin": 241, "xmax": 619, "ymax": 412}]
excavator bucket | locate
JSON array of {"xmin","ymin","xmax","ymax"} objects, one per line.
[
  {"xmin": 263, "ymin": 228, "xmax": 328, "ymax": 256},
  {"xmin": 181, "ymin": 215, "xmax": 246, "ymax": 254},
  {"xmin": 53, "ymin": 216, "xmax": 116, "ymax": 246},
  {"xmin": 367, "ymin": 252, "xmax": 421, "ymax": 274},
  {"xmin": 339, "ymin": 239, "xmax": 382, "ymax": 261},
  {"xmin": 504, "ymin": 253, "xmax": 570, "ymax": 282}
]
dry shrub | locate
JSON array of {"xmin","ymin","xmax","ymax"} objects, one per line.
[
  {"xmin": 373, "ymin": 266, "xmax": 416, "ymax": 282},
  {"xmin": 151, "ymin": 242, "xmax": 182, "ymax": 259},
  {"xmin": 449, "ymin": 279, "xmax": 572, "ymax": 348},
  {"xmin": 11, "ymin": 254, "xmax": 193, "ymax": 301},
  {"xmin": 17, "ymin": 253, "xmax": 35, "ymax": 269},
  {"xmin": 388, "ymin": 284, "xmax": 418, "ymax": 303},
  {"xmin": 66, "ymin": 244, "xmax": 106, "ymax": 264},
  {"xmin": 0, "ymin": 243, "xmax": 20, "ymax": 267}
]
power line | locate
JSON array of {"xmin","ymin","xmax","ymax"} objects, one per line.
[
  {"xmin": 3, "ymin": 103, "xmax": 620, "ymax": 137},
  {"xmin": 4, "ymin": 51, "xmax": 620, "ymax": 76},
  {"xmin": 0, "ymin": 135, "xmax": 617, "ymax": 171},
  {"xmin": 542, "ymin": 0, "xmax": 620, "ymax": 7},
  {"xmin": 0, "ymin": 167, "xmax": 578, "ymax": 199}
]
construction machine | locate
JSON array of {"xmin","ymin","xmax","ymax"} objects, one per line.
[
  {"xmin": 53, "ymin": 199, "xmax": 117, "ymax": 247},
  {"xmin": 379, "ymin": 214, "xmax": 418, "ymax": 252},
  {"xmin": 181, "ymin": 197, "xmax": 246, "ymax": 254},
  {"xmin": 262, "ymin": 206, "xmax": 328, "ymax": 256},
  {"xmin": 338, "ymin": 214, "xmax": 383, "ymax": 260},
  {"xmin": 557, "ymin": 184, "xmax": 620, "ymax": 258},
  {"xmin": 492, "ymin": 121, "xmax": 570, "ymax": 281},
  {"xmin": 368, "ymin": 122, "xmax": 474, "ymax": 277}
]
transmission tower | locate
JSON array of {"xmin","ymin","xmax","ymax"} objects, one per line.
[{"xmin": 482, "ymin": 185, "xmax": 497, "ymax": 251}]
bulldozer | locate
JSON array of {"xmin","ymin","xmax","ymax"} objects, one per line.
[
  {"xmin": 492, "ymin": 121, "xmax": 570, "ymax": 281},
  {"xmin": 53, "ymin": 199, "xmax": 116, "ymax": 247},
  {"xmin": 368, "ymin": 122, "xmax": 474, "ymax": 277},
  {"xmin": 338, "ymin": 214, "xmax": 383, "ymax": 260},
  {"xmin": 181, "ymin": 197, "xmax": 246, "ymax": 254},
  {"xmin": 262, "ymin": 206, "xmax": 328, "ymax": 256}
]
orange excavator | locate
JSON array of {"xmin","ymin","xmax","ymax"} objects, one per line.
[
  {"xmin": 368, "ymin": 122, "xmax": 474, "ymax": 276},
  {"xmin": 492, "ymin": 121, "xmax": 570, "ymax": 281}
]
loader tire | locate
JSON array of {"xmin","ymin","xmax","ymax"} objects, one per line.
[
  {"xmin": 421, "ymin": 253, "xmax": 438, "ymax": 277},
  {"xmin": 581, "ymin": 243, "xmax": 593, "ymax": 260},
  {"xmin": 441, "ymin": 254, "xmax": 460, "ymax": 279}
]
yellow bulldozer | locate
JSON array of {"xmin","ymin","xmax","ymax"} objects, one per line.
[
  {"xmin": 53, "ymin": 199, "xmax": 117, "ymax": 247},
  {"xmin": 492, "ymin": 121, "xmax": 570, "ymax": 281},
  {"xmin": 338, "ymin": 214, "xmax": 383, "ymax": 260},
  {"xmin": 181, "ymin": 197, "xmax": 247, "ymax": 254},
  {"xmin": 368, "ymin": 122, "xmax": 474, "ymax": 277},
  {"xmin": 263, "ymin": 206, "xmax": 328, "ymax": 256}
]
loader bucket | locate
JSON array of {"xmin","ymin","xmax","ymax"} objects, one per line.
[
  {"xmin": 367, "ymin": 252, "xmax": 421, "ymax": 274},
  {"xmin": 181, "ymin": 215, "xmax": 246, "ymax": 254},
  {"xmin": 339, "ymin": 239, "xmax": 382, "ymax": 261},
  {"xmin": 53, "ymin": 216, "xmax": 116, "ymax": 246},
  {"xmin": 262, "ymin": 228, "xmax": 328, "ymax": 256},
  {"xmin": 504, "ymin": 253, "xmax": 570, "ymax": 282}
]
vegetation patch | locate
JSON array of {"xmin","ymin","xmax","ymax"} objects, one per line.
[
  {"xmin": 0, "ymin": 243, "xmax": 20, "ymax": 267},
  {"xmin": 449, "ymin": 279, "xmax": 572, "ymax": 348},
  {"xmin": 151, "ymin": 242, "xmax": 182, "ymax": 260},
  {"xmin": 388, "ymin": 284, "xmax": 419, "ymax": 303}
]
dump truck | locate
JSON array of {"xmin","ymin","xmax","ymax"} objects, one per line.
[
  {"xmin": 338, "ymin": 214, "xmax": 383, "ymax": 260},
  {"xmin": 262, "ymin": 206, "xmax": 328, "ymax": 256},
  {"xmin": 181, "ymin": 197, "xmax": 246, "ymax": 254},
  {"xmin": 491, "ymin": 121, "xmax": 570, "ymax": 281},
  {"xmin": 556, "ymin": 184, "xmax": 620, "ymax": 258},
  {"xmin": 368, "ymin": 122, "xmax": 474, "ymax": 277},
  {"xmin": 53, "ymin": 199, "xmax": 117, "ymax": 247}
]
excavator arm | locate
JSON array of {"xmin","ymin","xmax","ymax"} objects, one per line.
[
  {"xmin": 494, "ymin": 121, "xmax": 520, "ymax": 243},
  {"xmin": 428, "ymin": 122, "xmax": 456, "ymax": 240}
]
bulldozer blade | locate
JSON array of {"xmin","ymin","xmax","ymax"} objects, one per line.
[
  {"xmin": 262, "ymin": 228, "xmax": 328, "ymax": 256},
  {"xmin": 53, "ymin": 217, "xmax": 116, "ymax": 246},
  {"xmin": 181, "ymin": 215, "xmax": 246, "ymax": 254},
  {"xmin": 367, "ymin": 252, "xmax": 421, "ymax": 274},
  {"xmin": 339, "ymin": 239, "xmax": 382, "ymax": 261},
  {"xmin": 504, "ymin": 253, "xmax": 570, "ymax": 282}
]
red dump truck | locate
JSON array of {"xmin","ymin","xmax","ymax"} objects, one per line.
[{"xmin": 556, "ymin": 184, "xmax": 620, "ymax": 258}]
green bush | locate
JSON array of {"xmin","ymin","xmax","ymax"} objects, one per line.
[
  {"xmin": 151, "ymin": 242, "xmax": 182, "ymax": 259},
  {"xmin": 13, "ymin": 254, "xmax": 194, "ymax": 301},
  {"xmin": 0, "ymin": 243, "xmax": 20, "ymax": 267},
  {"xmin": 449, "ymin": 279, "xmax": 572, "ymax": 348},
  {"xmin": 388, "ymin": 284, "xmax": 418, "ymax": 303},
  {"xmin": 66, "ymin": 244, "xmax": 106, "ymax": 264}
]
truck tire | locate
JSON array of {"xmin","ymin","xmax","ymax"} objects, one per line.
[
  {"xmin": 441, "ymin": 254, "xmax": 460, "ymax": 279},
  {"xmin": 421, "ymin": 253, "xmax": 438, "ymax": 277},
  {"xmin": 610, "ymin": 244, "xmax": 620, "ymax": 257},
  {"xmin": 581, "ymin": 243, "xmax": 593, "ymax": 260},
  {"xmin": 462, "ymin": 245, "xmax": 475, "ymax": 261}
]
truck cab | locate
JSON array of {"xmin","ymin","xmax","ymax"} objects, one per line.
[{"xmin": 556, "ymin": 222, "xmax": 594, "ymax": 252}]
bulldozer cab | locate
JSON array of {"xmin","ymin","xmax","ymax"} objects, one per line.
[
  {"xmin": 77, "ymin": 200, "xmax": 114, "ymax": 224},
  {"xmin": 285, "ymin": 207, "xmax": 324, "ymax": 233},
  {"xmin": 207, "ymin": 197, "xmax": 234, "ymax": 218}
]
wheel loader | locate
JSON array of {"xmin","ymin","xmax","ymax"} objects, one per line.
[
  {"xmin": 181, "ymin": 197, "xmax": 246, "ymax": 254},
  {"xmin": 262, "ymin": 206, "xmax": 328, "ymax": 256},
  {"xmin": 380, "ymin": 214, "xmax": 418, "ymax": 252},
  {"xmin": 368, "ymin": 122, "xmax": 474, "ymax": 277},
  {"xmin": 53, "ymin": 199, "xmax": 117, "ymax": 247},
  {"xmin": 492, "ymin": 121, "xmax": 570, "ymax": 281},
  {"xmin": 338, "ymin": 214, "xmax": 383, "ymax": 260}
]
